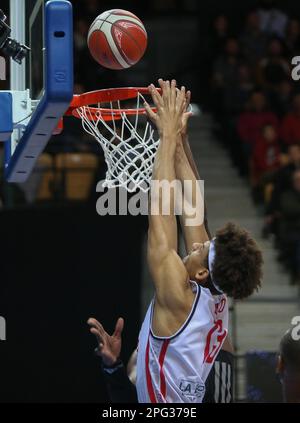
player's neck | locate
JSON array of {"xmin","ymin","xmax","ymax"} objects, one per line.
[{"xmin": 196, "ymin": 277, "xmax": 220, "ymax": 295}]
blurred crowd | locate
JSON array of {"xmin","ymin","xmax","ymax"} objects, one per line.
[{"xmin": 208, "ymin": 6, "xmax": 300, "ymax": 285}]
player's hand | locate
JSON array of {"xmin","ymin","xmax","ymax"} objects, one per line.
[
  {"xmin": 87, "ymin": 317, "xmax": 124, "ymax": 366},
  {"xmin": 181, "ymin": 90, "xmax": 192, "ymax": 137},
  {"xmin": 144, "ymin": 78, "xmax": 187, "ymax": 137}
]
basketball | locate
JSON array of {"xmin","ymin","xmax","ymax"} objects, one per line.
[{"xmin": 87, "ymin": 9, "xmax": 148, "ymax": 70}]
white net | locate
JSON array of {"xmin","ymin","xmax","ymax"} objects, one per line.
[{"xmin": 77, "ymin": 92, "xmax": 159, "ymax": 193}]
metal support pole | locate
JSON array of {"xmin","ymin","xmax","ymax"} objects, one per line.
[{"xmin": 9, "ymin": 0, "xmax": 26, "ymax": 91}]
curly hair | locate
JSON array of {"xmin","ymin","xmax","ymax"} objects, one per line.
[{"xmin": 212, "ymin": 222, "xmax": 263, "ymax": 300}]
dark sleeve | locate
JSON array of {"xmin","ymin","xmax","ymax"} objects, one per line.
[{"xmin": 102, "ymin": 361, "xmax": 138, "ymax": 403}]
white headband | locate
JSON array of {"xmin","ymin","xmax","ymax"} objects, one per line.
[{"xmin": 208, "ymin": 238, "xmax": 224, "ymax": 294}]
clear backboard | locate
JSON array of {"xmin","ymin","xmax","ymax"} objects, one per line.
[{"xmin": 0, "ymin": 0, "xmax": 74, "ymax": 183}]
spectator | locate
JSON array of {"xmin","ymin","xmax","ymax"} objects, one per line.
[
  {"xmin": 237, "ymin": 91, "xmax": 279, "ymax": 159},
  {"xmin": 239, "ymin": 11, "xmax": 269, "ymax": 66},
  {"xmin": 222, "ymin": 64, "xmax": 255, "ymax": 117},
  {"xmin": 257, "ymin": 37, "xmax": 290, "ymax": 92},
  {"xmin": 285, "ymin": 18, "xmax": 300, "ymax": 57},
  {"xmin": 208, "ymin": 14, "xmax": 231, "ymax": 59},
  {"xmin": 264, "ymin": 144, "xmax": 300, "ymax": 238},
  {"xmin": 213, "ymin": 37, "xmax": 241, "ymax": 89},
  {"xmin": 256, "ymin": 0, "xmax": 288, "ymax": 39},
  {"xmin": 212, "ymin": 37, "xmax": 242, "ymax": 119},
  {"xmin": 278, "ymin": 169, "xmax": 300, "ymax": 284},
  {"xmin": 251, "ymin": 124, "xmax": 281, "ymax": 202},
  {"xmin": 280, "ymin": 94, "xmax": 300, "ymax": 146},
  {"xmin": 272, "ymin": 79, "xmax": 294, "ymax": 117},
  {"xmin": 204, "ymin": 14, "xmax": 232, "ymax": 107},
  {"xmin": 211, "ymin": 63, "xmax": 254, "ymax": 173}
]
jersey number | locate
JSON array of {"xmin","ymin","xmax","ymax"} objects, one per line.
[{"xmin": 203, "ymin": 319, "xmax": 227, "ymax": 363}]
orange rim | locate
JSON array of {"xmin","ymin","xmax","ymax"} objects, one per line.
[{"xmin": 65, "ymin": 87, "xmax": 160, "ymax": 122}]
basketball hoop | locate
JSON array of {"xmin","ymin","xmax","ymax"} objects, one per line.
[{"xmin": 66, "ymin": 87, "xmax": 160, "ymax": 193}]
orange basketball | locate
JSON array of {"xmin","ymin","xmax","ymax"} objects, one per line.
[{"xmin": 87, "ymin": 9, "xmax": 148, "ymax": 70}]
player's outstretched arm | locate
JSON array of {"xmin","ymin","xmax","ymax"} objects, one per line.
[
  {"xmin": 179, "ymin": 97, "xmax": 211, "ymax": 240},
  {"xmin": 174, "ymin": 99, "xmax": 210, "ymax": 251},
  {"xmin": 144, "ymin": 80, "xmax": 192, "ymax": 312}
]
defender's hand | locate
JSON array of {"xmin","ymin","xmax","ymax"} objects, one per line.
[
  {"xmin": 87, "ymin": 317, "xmax": 124, "ymax": 366},
  {"xmin": 181, "ymin": 90, "xmax": 192, "ymax": 137}
]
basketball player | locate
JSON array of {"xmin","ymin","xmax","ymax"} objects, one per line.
[
  {"xmin": 277, "ymin": 328, "xmax": 300, "ymax": 403},
  {"xmin": 88, "ymin": 81, "xmax": 234, "ymax": 402},
  {"xmin": 131, "ymin": 79, "xmax": 263, "ymax": 403}
]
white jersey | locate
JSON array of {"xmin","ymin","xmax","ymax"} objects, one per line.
[{"xmin": 136, "ymin": 281, "xmax": 228, "ymax": 403}]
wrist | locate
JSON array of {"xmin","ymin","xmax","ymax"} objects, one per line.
[
  {"xmin": 102, "ymin": 358, "xmax": 124, "ymax": 375},
  {"xmin": 176, "ymin": 136, "xmax": 186, "ymax": 157},
  {"xmin": 94, "ymin": 347, "xmax": 119, "ymax": 367},
  {"xmin": 159, "ymin": 128, "xmax": 181, "ymax": 139},
  {"xmin": 102, "ymin": 357, "xmax": 122, "ymax": 369},
  {"xmin": 181, "ymin": 132, "xmax": 188, "ymax": 143}
]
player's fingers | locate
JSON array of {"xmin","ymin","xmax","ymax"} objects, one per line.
[
  {"xmin": 158, "ymin": 78, "xmax": 166, "ymax": 96},
  {"xmin": 144, "ymin": 101, "xmax": 157, "ymax": 122},
  {"xmin": 158, "ymin": 78, "xmax": 168, "ymax": 107},
  {"xmin": 149, "ymin": 84, "xmax": 163, "ymax": 109},
  {"xmin": 164, "ymin": 80, "xmax": 171, "ymax": 107},
  {"xmin": 151, "ymin": 84, "xmax": 164, "ymax": 106},
  {"xmin": 186, "ymin": 90, "xmax": 191, "ymax": 110},
  {"xmin": 90, "ymin": 327, "xmax": 104, "ymax": 344},
  {"xmin": 88, "ymin": 318, "xmax": 107, "ymax": 337},
  {"xmin": 90, "ymin": 326, "xmax": 101, "ymax": 338},
  {"xmin": 113, "ymin": 317, "xmax": 124, "ymax": 338},
  {"xmin": 158, "ymin": 78, "xmax": 165, "ymax": 91},
  {"xmin": 182, "ymin": 111, "xmax": 193, "ymax": 127},
  {"xmin": 176, "ymin": 86, "xmax": 186, "ymax": 113},
  {"xmin": 170, "ymin": 79, "xmax": 177, "ymax": 108},
  {"xmin": 87, "ymin": 318, "xmax": 105, "ymax": 335},
  {"xmin": 97, "ymin": 321, "xmax": 109, "ymax": 337},
  {"xmin": 148, "ymin": 85, "xmax": 159, "ymax": 108},
  {"xmin": 158, "ymin": 79, "xmax": 168, "ymax": 106},
  {"xmin": 184, "ymin": 111, "xmax": 193, "ymax": 120}
]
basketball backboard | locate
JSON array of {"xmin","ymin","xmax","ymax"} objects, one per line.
[{"xmin": 0, "ymin": 0, "xmax": 74, "ymax": 182}]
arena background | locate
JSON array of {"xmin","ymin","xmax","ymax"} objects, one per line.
[{"xmin": 0, "ymin": 0, "xmax": 300, "ymax": 402}]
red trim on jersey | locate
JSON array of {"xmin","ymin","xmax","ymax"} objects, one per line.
[
  {"xmin": 145, "ymin": 337, "xmax": 157, "ymax": 403},
  {"xmin": 159, "ymin": 339, "xmax": 170, "ymax": 398}
]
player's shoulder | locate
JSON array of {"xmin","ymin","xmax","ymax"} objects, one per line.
[{"xmin": 197, "ymin": 284, "xmax": 227, "ymax": 301}]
